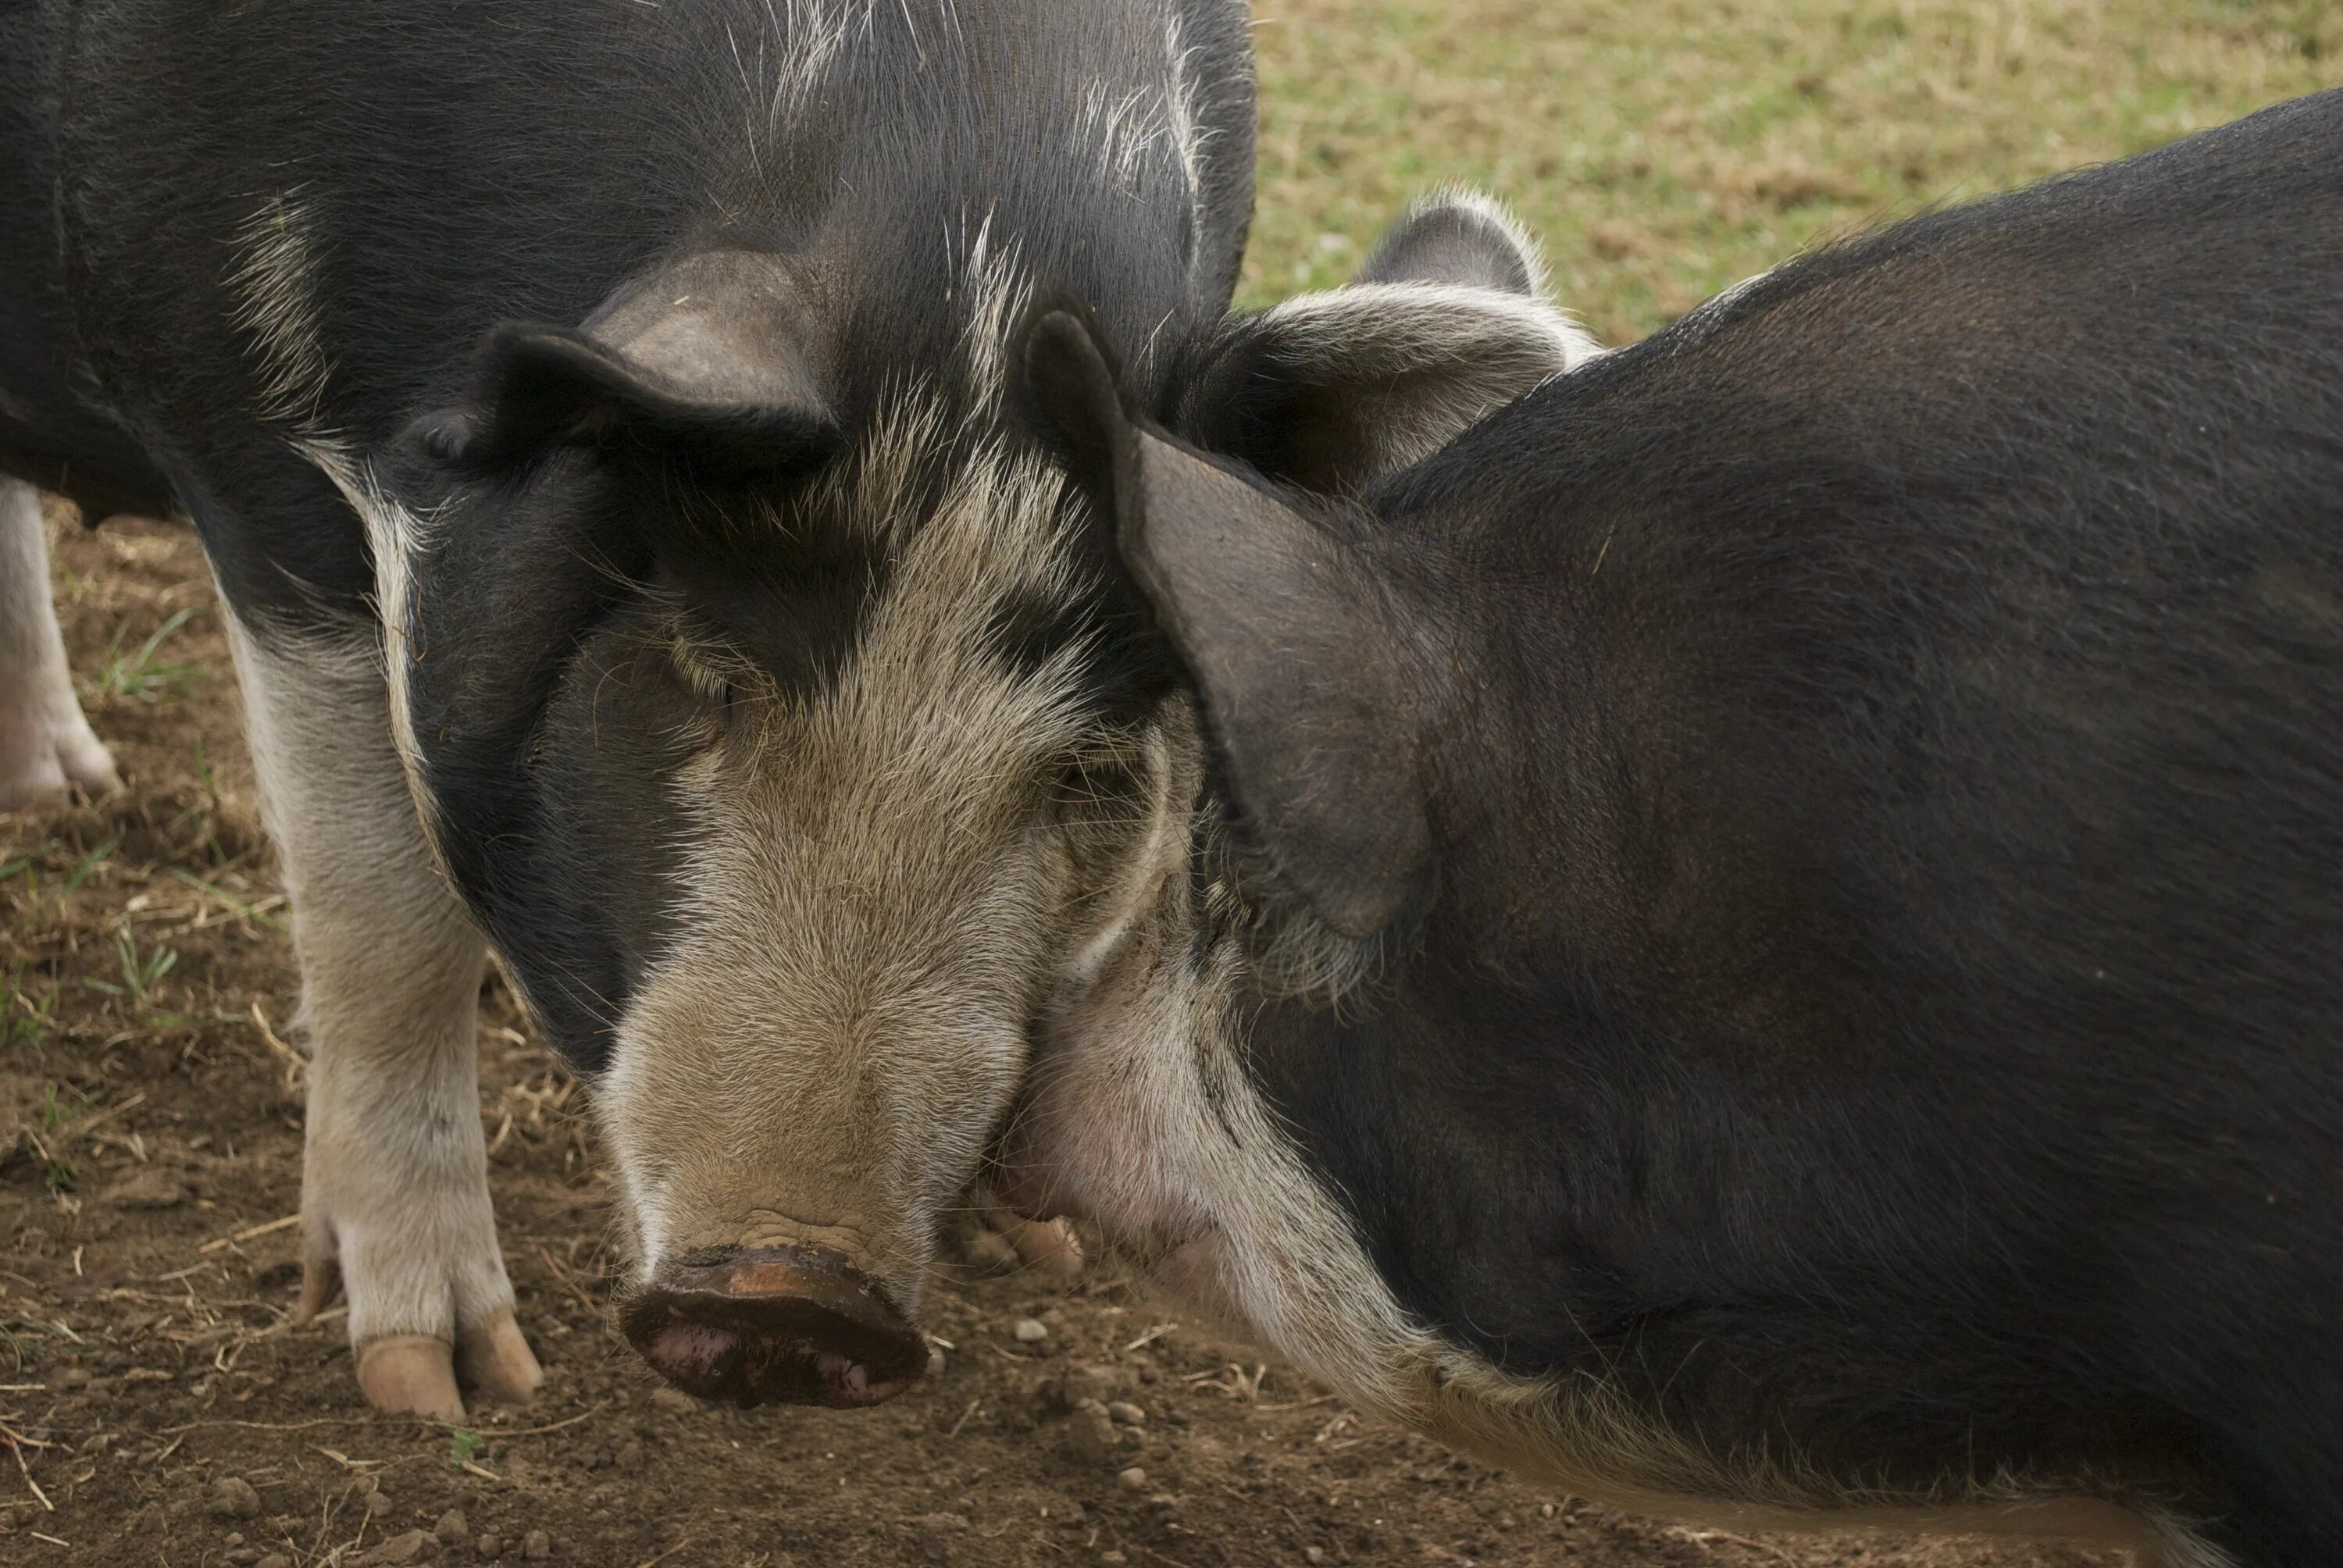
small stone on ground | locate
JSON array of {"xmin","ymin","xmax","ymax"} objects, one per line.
[
  {"xmin": 208, "ymin": 1477, "xmax": 261, "ymax": 1519},
  {"xmin": 106, "ymin": 1169, "xmax": 189, "ymax": 1210},
  {"xmin": 359, "ymin": 1528, "xmax": 431, "ymax": 1566}
]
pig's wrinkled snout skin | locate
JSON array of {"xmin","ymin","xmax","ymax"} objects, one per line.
[{"xmin": 619, "ymin": 1245, "xmax": 925, "ymax": 1409}]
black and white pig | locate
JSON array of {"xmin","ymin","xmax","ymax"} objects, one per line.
[
  {"xmin": 0, "ymin": 0, "xmax": 1595, "ymax": 1420},
  {"xmin": 1000, "ymin": 90, "xmax": 2343, "ymax": 1566}
]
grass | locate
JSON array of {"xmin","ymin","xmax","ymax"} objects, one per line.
[
  {"xmin": 89, "ymin": 604, "xmax": 206, "ymax": 705},
  {"xmin": 4, "ymin": 964, "xmax": 56, "ymax": 1049},
  {"xmin": 1239, "ymin": 0, "xmax": 2341, "ymax": 337},
  {"xmin": 81, "ymin": 927, "xmax": 180, "ymax": 1020},
  {"xmin": 36, "ymin": 1083, "xmax": 79, "ymax": 1193}
]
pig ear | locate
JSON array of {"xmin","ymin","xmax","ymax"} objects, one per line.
[
  {"xmin": 1024, "ymin": 310, "xmax": 1435, "ymax": 942},
  {"xmin": 1355, "ymin": 187, "xmax": 1553, "ymax": 294},
  {"xmin": 1182, "ymin": 191, "xmax": 1598, "ymax": 492},
  {"xmin": 436, "ymin": 249, "xmax": 841, "ymax": 475}
]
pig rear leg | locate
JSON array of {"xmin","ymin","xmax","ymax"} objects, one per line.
[
  {"xmin": 0, "ymin": 476, "xmax": 120, "ymax": 807},
  {"xmin": 226, "ymin": 614, "xmax": 542, "ymax": 1421}
]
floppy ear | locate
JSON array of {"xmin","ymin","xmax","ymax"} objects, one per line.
[
  {"xmin": 1182, "ymin": 191, "xmax": 1599, "ymax": 493},
  {"xmin": 1024, "ymin": 311, "xmax": 1438, "ymax": 942},
  {"xmin": 427, "ymin": 248, "xmax": 840, "ymax": 476}
]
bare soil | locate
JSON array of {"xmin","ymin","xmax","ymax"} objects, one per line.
[{"xmin": 2, "ymin": 508, "xmax": 2109, "ymax": 1568}]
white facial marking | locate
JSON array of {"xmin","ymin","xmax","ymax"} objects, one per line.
[{"xmin": 599, "ymin": 402, "xmax": 1093, "ymax": 1300}]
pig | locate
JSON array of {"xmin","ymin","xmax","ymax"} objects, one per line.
[
  {"xmin": 1, "ymin": 0, "xmax": 1594, "ymax": 1423},
  {"xmin": 1002, "ymin": 87, "xmax": 2343, "ymax": 1566},
  {"xmin": 0, "ymin": 0, "xmax": 1268, "ymax": 1417}
]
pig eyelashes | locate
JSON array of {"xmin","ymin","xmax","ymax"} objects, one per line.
[
  {"xmin": 637, "ymin": 588, "xmax": 772, "ymax": 737},
  {"xmin": 1047, "ymin": 742, "xmax": 1154, "ymax": 825},
  {"xmin": 665, "ymin": 636, "xmax": 744, "ymax": 718}
]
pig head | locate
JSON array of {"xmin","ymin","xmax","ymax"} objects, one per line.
[{"xmin": 376, "ymin": 197, "xmax": 1591, "ymax": 1407}]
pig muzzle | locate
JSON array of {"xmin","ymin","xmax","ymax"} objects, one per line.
[{"xmin": 620, "ymin": 1245, "xmax": 925, "ymax": 1408}]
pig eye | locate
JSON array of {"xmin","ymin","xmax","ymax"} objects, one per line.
[
  {"xmin": 669, "ymin": 642, "xmax": 740, "ymax": 724},
  {"xmin": 1050, "ymin": 750, "xmax": 1147, "ymax": 827}
]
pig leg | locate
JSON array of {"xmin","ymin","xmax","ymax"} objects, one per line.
[
  {"xmin": 226, "ymin": 614, "xmax": 541, "ymax": 1420},
  {"xmin": 0, "ymin": 476, "xmax": 119, "ymax": 807}
]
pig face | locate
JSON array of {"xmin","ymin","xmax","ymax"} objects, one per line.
[
  {"xmin": 565, "ymin": 422, "xmax": 1179, "ymax": 1406},
  {"xmin": 368, "ymin": 197, "xmax": 1591, "ymax": 1408}
]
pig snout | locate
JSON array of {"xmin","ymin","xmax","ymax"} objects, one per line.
[{"xmin": 619, "ymin": 1245, "xmax": 925, "ymax": 1409}]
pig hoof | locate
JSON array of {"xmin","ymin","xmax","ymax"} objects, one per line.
[
  {"xmin": 294, "ymin": 1249, "xmax": 340, "ymax": 1324},
  {"xmin": 0, "ymin": 706, "xmax": 121, "ymax": 810},
  {"xmin": 357, "ymin": 1336, "xmax": 468, "ymax": 1423},
  {"xmin": 1004, "ymin": 1216, "xmax": 1086, "ymax": 1281},
  {"xmin": 298, "ymin": 1224, "xmax": 540, "ymax": 1417},
  {"xmin": 455, "ymin": 1311, "xmax": 545, "ymax": 1406}
]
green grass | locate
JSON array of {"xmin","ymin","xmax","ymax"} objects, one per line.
[
  {"xmin": 37, "ymin": 1082, "xmax": 79, "ymax": 1193},
  {"xmin": 1240, "ymin": 0, "xmax": 2341, "ymax": 337},
  {"xmin": 4, "ymin": 964, "xmax": 56, "ymax": 1049},
  {"xmin": 82, "ymin": 927, "xmax": 180, "ymax": 1015},
  {"xmin": 90, "ymin": 604, "xmax": 207, "ymax": 705}
]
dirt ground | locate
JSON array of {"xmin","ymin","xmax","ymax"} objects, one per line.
[{"xmin": 0, "ymin": 511, "xmax": 2120, "ymax": 1568}]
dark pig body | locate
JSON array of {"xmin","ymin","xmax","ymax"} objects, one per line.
[{"xmin": 1016, "ymin": 88, "xmax": 2343, "ymax": 1565}]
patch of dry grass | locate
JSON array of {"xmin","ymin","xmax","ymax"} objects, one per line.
[{"xmin": 1242, "ymin": 0, "xmax": 2341, "ymax": 339}]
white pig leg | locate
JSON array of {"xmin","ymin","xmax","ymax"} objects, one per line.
[
  {"xmin": 0, "ymin": 476, "xmax": 119, "ymax": 807},
  {"xmin": 227, "ymin": 612, "xmax": 541, "ymax": 1420}
]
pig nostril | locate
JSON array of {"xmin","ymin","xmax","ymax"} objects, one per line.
[
  {"xmin": 647, "ymin": 1321, "xmax": 739, "ymax": 1384},
  {"xmin": 620, "ymin": 1245, "xmax": 924, "ymax": 1409},
  {"xmin": 815, "ymin": 1351, "xmax": 876, "ymax": 1399}
]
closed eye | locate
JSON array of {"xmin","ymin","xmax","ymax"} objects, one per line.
[
  {"xmin": 1050, "ymin": 746, "xmax": 1153, "ymax": 831},
  {"xmin": 667, "ymin": 638, "xmax": 744, "ymax": 727}
]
